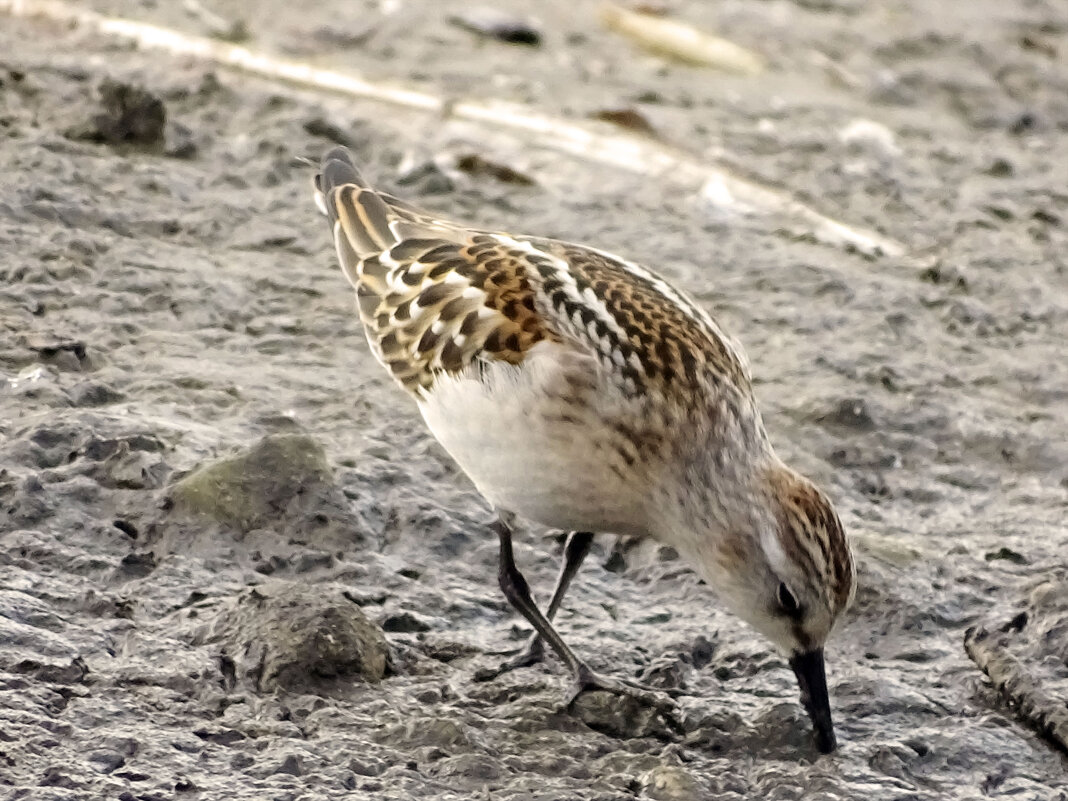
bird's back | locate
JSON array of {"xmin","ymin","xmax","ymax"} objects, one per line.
[{"xmin": 314, "ymin": 146, "xmax": 754, "ymax": 414}]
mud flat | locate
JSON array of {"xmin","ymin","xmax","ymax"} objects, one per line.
[{"xmin": 1, "ymin": 1, "xmax": 1067, "ymax": 798}]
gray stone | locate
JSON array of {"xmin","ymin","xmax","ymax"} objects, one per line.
[
  {"xmin": 640, "ymin": 765, "xmax": 702, "ymax": 801},
  {"xmin": 192, "ymin": 580, "xmax": 391, "ymax": 691},
  {"xmin": 170, "ymin": 434, "xmax": 332, "ymax": 532}
]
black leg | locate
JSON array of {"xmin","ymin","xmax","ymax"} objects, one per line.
[
  {"xmin": 491, "ymin": 516, "xmax": 587, "ymax": 676},
  {"xmin": 484, "ymin": 514, "xmax": 679, "ymax": 721},
  {"xmin": 503, "ymin": 530, "xmax": 595, "ymax": 669},
  {"xmin": 545, "ymin": 531, "xmax": 595, "ymax": 621}
]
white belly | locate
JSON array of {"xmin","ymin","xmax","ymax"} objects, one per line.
[{"xmin": 417, "ymin": 343, "xmax": 654, "ymax": 536}]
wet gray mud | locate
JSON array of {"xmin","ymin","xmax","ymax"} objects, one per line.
[{"xmin": 2, "ymin": 0, "xmax": 1068, "ymax": 798}]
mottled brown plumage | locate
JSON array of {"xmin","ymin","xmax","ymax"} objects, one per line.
[
  {"xmin": 313, "ymin": 146, "xmax": 856, "ymax": 754},
  {"xmin": 352, "ymin": 235, "xmax": 560, "ymax": 390},
  {"xmin": 318, "ymin": 149, "xmax": 750, "ymax": 404},
  {"xmin": 532, "ymin": 239, "xmax": 752, "ymax": 395}
]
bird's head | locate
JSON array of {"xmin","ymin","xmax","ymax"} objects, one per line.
[{"xmin": 688, "ymin": 461, "xmax": 856, "ymax": 752}]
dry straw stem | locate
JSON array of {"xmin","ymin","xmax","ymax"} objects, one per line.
[
  {"xmin": 1, "ymin": 0, "xmax": 903, "ymax": 258},
  {"xmin": 599, "ymin": 1, "xmax": 765, "ymax": 75},
  {"xmin": 964, "ymin": 626, "xmax": 1068, "ymax": 754}
]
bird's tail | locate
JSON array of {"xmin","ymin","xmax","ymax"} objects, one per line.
[{"xmin": 313, "ymin": 147, "xmax": 400, "ymax": 286}]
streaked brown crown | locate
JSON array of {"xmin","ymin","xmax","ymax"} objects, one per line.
[{"xmin": 765, "ymin": 465, "xmax": 855, "ymax": 613}]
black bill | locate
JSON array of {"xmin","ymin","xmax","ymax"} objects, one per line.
[{"xmin": 789, "ymin": 647, "xmax": 837, "ymax": 753}]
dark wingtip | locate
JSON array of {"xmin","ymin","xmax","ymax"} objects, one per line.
[
  {"xmin": 318, "ymin": 145, "xmax": 365, "ymax": 194},
  {"xmin": 321, "ymin": 145, "xmax": 354, "ymax": 168}
]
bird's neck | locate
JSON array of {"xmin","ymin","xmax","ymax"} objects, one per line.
[{"xmin": 649, "ymin": 412, "xmax": 777, "ymax": 565}]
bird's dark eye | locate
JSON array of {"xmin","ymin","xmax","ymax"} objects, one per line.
[{"xmin": 777, "ymin": 582, "xmax": 803, "ymax": 619}]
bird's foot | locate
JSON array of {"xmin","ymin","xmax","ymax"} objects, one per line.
[
  {"xmin": 566, "ymin": 664, "xmax": 685, "ymax": 737},
  {"xmin": 473, "ymin": 636, "xmax": 544, "ymax": 682},
  {"xmin": 566, "ymin": 664, "xmax": 681, "ymax": 719}
]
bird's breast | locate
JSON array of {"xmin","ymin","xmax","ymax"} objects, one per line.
[{"xmin": 416, "ymin": 342, "xmax": 669, "ymax": 536}]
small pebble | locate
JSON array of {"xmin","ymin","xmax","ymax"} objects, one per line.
[{"xmin": 450, "ymin": 8, "xmax": 541, "ymax": 46}]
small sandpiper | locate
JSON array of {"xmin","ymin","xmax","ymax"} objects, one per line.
[{"xmin": 313, "ymin": 146, "xmax": 856, "ymax": 753}]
